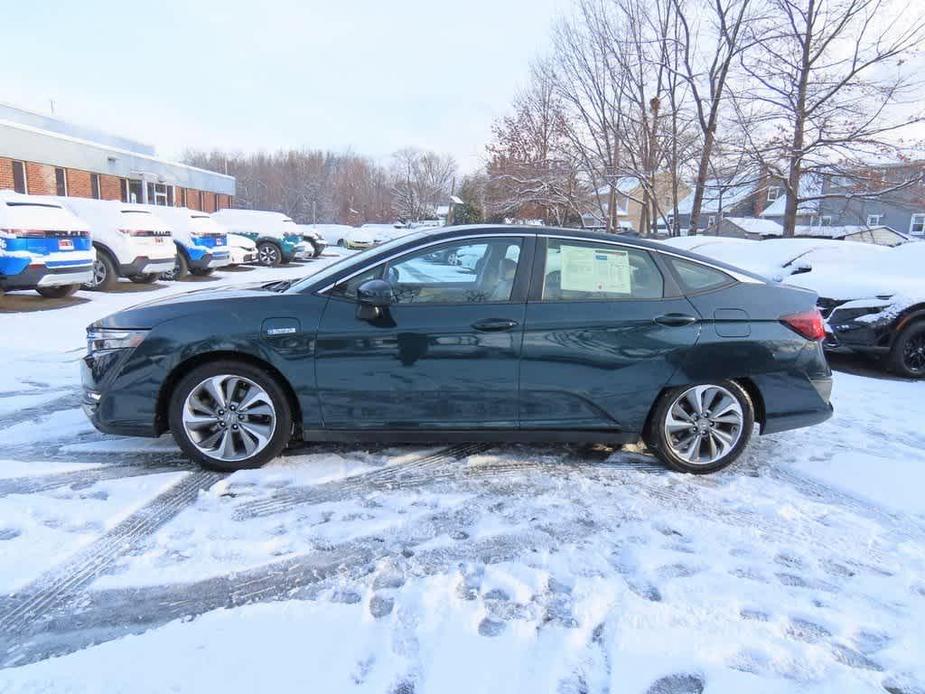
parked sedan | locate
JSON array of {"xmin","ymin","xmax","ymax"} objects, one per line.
[{"xmin": 81, "ymin": 226, "xmax": 833, "ymax": 474}]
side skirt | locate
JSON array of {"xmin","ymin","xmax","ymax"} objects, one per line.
[{"xmin": 301, "ymin": 429, "xmax": 639, "ymax": 445}]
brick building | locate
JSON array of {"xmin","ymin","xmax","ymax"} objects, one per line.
[{"xmin": 0, "ymin": 103, "xmax": 234, "ymax": 212}]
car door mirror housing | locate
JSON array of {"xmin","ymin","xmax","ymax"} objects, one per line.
[{"xmin": 357, "ymin": 279, "xmax": 393, "ymax": 307}]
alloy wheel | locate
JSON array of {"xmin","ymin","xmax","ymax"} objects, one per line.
[
  {"xmin": 182, "ymin": 374, "xmax": 277, "ymax": 462},
  {"xmin": 258, "ymin": 245, "xmax": 280, "ymax": 266},
  {"xmin": 902, "ymin": 331, "xmax": 925, "ymax": 375},
  {"xmin": 663, "ymin": 384, "xmax": 744, "ymax": 466},
  {"xmin": 89, "ymin": 258, "xmax": 107, "ymax": 288}
]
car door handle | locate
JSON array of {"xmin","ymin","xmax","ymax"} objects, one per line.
[
  {"xmin": 472, "ymin": 318, "xmax": 519, "ymax": 332},
  {"xmin": 653, "ymin": 313, "xmax": 698, "ymax": 327}
]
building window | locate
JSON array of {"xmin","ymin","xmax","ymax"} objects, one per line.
[
  {"xmin": 213, "ymin": 192, "xmax": 219, "ymax": 211},
  {"xmin": 167, "ymin": 186, "xmax": 174, "ymax": 206},
  {"xmin": 90, "ymin": 173, "xmax": 101, "ymax": 199},
  {"xmin": 766, "ymin": 186, "xmax": 781, "ymax": 202},
  {"xmin": 911, "ymin": 214, "xmax": 925, "ymax": 236},
  {"xmin": 866, "ymin": 214, "xmax": 882, "ymax": 226},
  {"xmin": 55, "ymin": 167, "xmax": 68, "ymax": 196},
  {"xmin": 123, "ymin": 179, "xmax": 142, "ymax": 203},
  {"xmin": 178, "ymin": 188, "xmax": 187, "ymax": 207},
  {"xmin": 147, "ymin": 182, "xmax": 170, "ymax": 206},
  {"xmin": 11, "ymin": 160, "xmax": 27, "ymax": 194},
  {"xmin": 821, "ymin": 215, "xmax": 833, "ymax": 226},
  {"xmin": 199, "ymin": 190, "xmax": 205, "ymax": 211},
  {"xmin": 707, "ymin": 215, "xmax": 716, "ymax": 227}
]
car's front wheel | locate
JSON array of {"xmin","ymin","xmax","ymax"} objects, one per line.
[
  {"xmin": 889, "ymin": 320, "xmax": 925, "ymax": 378},
  {"xmin": 168, "ymin": 361, "xmax": 293, "ymax": 471},
  {"xmin": 256, "ymin": 242, "xmax": 282, "ymax": 267},
  {"xmin": 647, "ymin": 381, "xmax": 754, "ymax": 474}
]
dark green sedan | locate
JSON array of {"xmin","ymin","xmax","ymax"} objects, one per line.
[{"xmin": 82, "ymin": 226, "xmax": 833, "ymax": 474}]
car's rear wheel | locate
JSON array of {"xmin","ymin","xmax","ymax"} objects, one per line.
[
  {"xmin": 83, "ymin": 252, "xmax": 118, "ymax": 291},
  {"xmin": 889, "ymin": 321, "xmax": 925, "ymax": 379},
  {"xmin": 162, "ymin": 252, "xmax": 189, "ymax": 281},
  {"xmin": 257, "ymin": 242, "xmax": 282, "ymax": 267},
  {"xmin": 168, "ymin": 361, "xmax": 292, "ymax": 471},
  {"xmin": 36, "ymin": 284, "xmax": 79, "ymax": 298},
  {"xmin": 647, "ymin": 381, "xmax": 754, "ymax": 474}
]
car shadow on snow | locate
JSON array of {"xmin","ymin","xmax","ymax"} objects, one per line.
[{"xmin": 0, "ymin": 295, "xmax": 91, "ymax": 313}]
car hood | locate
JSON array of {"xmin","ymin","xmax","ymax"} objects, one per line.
[{"xmin": 92, "ymin": 282, "xmax": 287, "ymax": 330}]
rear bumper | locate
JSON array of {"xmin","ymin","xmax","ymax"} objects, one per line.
[
  {"xmin": 0, "ymin": 261, "xmax": 92, "ymax": 290},
  {"xmin": 119, "ymin": 256, "xmax": 175, "ymax": 277}
]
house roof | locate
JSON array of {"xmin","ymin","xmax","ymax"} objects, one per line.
[
  {"xmin": 675, "ymin": 177, "xmax": 754, "ymax": 215},
  {"xmin": 723, "ymin": 217, "xmax": 784, "ymax": 236},
  {"xmin": 761, "ymin": 176, "xmax": 822, "ymax": 217}
]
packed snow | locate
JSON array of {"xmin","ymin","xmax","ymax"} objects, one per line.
[{"xmin": 0, "ymin": 244, "xmax": 923, "ymax": 693}]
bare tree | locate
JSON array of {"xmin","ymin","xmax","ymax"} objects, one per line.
[
  {"xmin": 389, "ymin": 148, "xmax": 457, "ymax": 223},
  {"xmin": 739, "ymin": 0, "xmax": 925, "ymax": 235},
  {"xmin": 672, "ymin": 0, "xmax": 758, "ymax": 235},
  {"xmin": 485, "ymin": 66, "xmax": 586, "ymax": 225}
]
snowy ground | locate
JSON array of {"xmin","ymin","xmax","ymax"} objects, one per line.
[{"xmin": 0, "ymin": 252, "xmax": 924, "ymax": 693}]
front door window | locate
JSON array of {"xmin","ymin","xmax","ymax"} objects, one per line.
[{"xmin": 384, "ymin": 238, "xmax": 523, "ymax": 304}]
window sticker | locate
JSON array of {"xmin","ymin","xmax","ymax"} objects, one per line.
[{"xmin": 559, "ymin": 245, "xmax": 632, "ymax": 293}]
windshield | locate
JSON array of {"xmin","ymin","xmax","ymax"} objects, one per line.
[{"xmin": 286, "ymin": 231, "xmax": 428, "ymax": 293}]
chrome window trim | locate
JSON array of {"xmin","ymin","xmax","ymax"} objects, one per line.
[
  {"xmin": 316, "ymin": 233, "xmax": 536, "ymax": 294},
  {"xmin": 316, "ymin": 230, "xmax": 763, "ymax": 295}
]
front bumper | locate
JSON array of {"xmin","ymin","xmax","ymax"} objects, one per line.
[{"xmin": 81, "ymin": 348, "xmax": 158, "ymax": 437}]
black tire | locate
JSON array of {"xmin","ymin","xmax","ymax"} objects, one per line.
[
  {"xmin": 645, "ymin": 380, "xmax": 755, "ymax": 474},
  {"xmin": 36, "ymin": 284, "xmax": 79, "ymax": 299},
  {"xmin": 83, "ymin": 250, "xmax": 118, "ymax": 291},
  {"xmin": 337, "ymin": 239, "xmax": 345, "ymax": 247},
  {"xmin": 257, "ymin": 241, "xmax": 282, "ymax": 267},
  {"xmin": 190, "ymin": 267, "xmax": 214, "ymax": 277},
  {"xmin": 309, "ymin": 240, "xmax": 324, "ymax": 258},
  {"xmin": 129, "ymin": 273, "xmax": 159, "ymax": 284},
  {"xmin": 168, "ymin": 360, "xmax": 293, "ymax": 471},
  {"xmin": 162, "ymin": 252, "xmax": 189, "ymax": 281},
  {"xmin": 889, "ymin": 320, "xmax": 925, "ymax": 379}
]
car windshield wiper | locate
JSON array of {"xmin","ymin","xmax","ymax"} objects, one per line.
[{"xmin": 262, "ymin": 279, "xmax": 294, "ymax": 292}]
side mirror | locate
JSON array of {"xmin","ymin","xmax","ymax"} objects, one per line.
[{"xmin": 357, "ymin": 279, "xmax": 393, "ymax": 307}]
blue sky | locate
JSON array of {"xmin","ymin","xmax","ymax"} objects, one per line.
[{"xmin": 2, "ymin": 0, "xmax": 564, "ymax": 171}]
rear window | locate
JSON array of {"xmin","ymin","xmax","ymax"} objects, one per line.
[{"xmin": 665, "ymin": 256, "xmax": 734, "ymax": 293}]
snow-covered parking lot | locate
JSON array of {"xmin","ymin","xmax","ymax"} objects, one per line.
[{"xmin": 0, "ymin": 251, "xmax": 924, "ymax": 694}]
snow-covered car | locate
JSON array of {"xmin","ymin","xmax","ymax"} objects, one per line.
[
  {"xmin": 296, "ymin": 225, "xmax": 327, "ymax": 257},
  {"xmin": 361, "ymin": 223, "xmax": 413, "ymax": 245},
  {"xmin": 51, "ymin": 197, "xmax": 175, "ymax": 290},
  {"xmin": 0, "ymin": 191, "xmax": 94, "ymax": 298},
  {"xmin": 786, "ymin": 240, "xmax": 925, "ymax": 377},
  {"xmin": 139, "ymin": 205, "xmax": 232, "ymax": 281},
  {"xmin": 211, "ymin": 209, "xmax": 310, "ymax": 266},
  {"xmin": 227, "ymin": 233, "xmax": 258, "ymax": 266},
  {"xmin": 338, "ymin": 227, "xmax": 378, "ymax": 250}
]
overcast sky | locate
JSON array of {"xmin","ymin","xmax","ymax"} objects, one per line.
[{"xmin": 2, "ymin": 0, "xmax": 565, "ymax": 172}]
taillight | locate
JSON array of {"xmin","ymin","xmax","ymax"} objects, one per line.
[{"xmin": 781, "ymin": 309, "xmax": 826, "ymax": 341}]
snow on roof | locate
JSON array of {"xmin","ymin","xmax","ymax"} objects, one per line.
[
  {"xmin": 724, "ymin": 217, "xmax": 784, "ymax": 236},
  {"xmin": 0, "ymin": 190, "xmax": 90, "ymax": 232},
  {"xmin": 449, "ymin": 195, "xmax": 464, "ymax": 205},
  {"xmin": 675, "ymin": 177, "xmax": 754, "ymax": 215},
  {"xmin": 760, "ymin": 177, "xmax": 822, "ymax": 217},
  {"xmin": 793, "ymin": 224, "xmax": 899, "ymax": 239}
]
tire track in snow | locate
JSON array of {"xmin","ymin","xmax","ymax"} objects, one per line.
[
  {"xmin": 767, "ymin": 466, "xmax": 925, "ymax": 539},
  {"xmin": 0, "ymin": 464, "xmax": 195, "ymax": 498},
  {"xmin": 232, "ymin": 443, "xmax": 494, "ymax": 520},
  {"xmin": 0, "ymin": 391, "xmax": 83, "ymax": 431},
  {"xmin": 0, "ymin": 470, "xmax": 223, "ymax": 647}
]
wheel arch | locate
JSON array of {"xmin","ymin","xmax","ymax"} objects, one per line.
[
  {"xmin": 643, "ymin": 376, "xmax": 766, "ymax": 441},
  {"xmin": 92, "ymin": 241, "xmax": 117, "ymax": 265},
  {"xmin": 155, "ymin": 350, "xmax": 303, "ymax": 436}
]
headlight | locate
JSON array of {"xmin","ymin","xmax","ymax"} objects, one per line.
[{"xmin": 87, "ymin": 328, "xmax": 148, "ymax": 355}]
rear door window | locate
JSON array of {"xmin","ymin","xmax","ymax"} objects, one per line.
[{"xmin": 541, "ymin": 240, "xmax": 664, "ymax": 301}]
